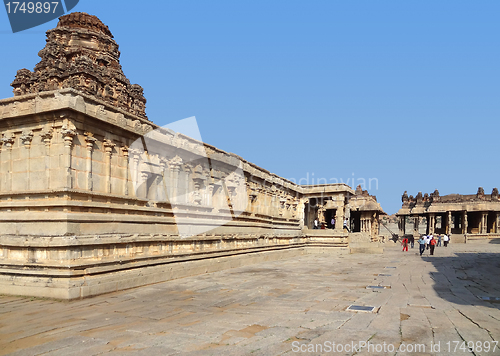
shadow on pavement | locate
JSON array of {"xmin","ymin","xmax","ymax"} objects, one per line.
[{"xmin": 422, "ymin": 252, "xmax": 500, "ymax": 309}]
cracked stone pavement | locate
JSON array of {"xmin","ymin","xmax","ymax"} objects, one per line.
[{"xmin": 1, "ymin": 241, "xmax": 500, "ymax": 355}]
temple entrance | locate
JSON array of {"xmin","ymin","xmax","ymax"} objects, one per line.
[
  {"xmin": 325, "ymin": 209, "xmax": 337, "ymax": 229},
  {"xmin": 351, "ymin": 211, "xmax": 361, "ymax": 232},
  {"xmin": 488, "ymin": 212, "xmax": 496, "ymax": 233},
  {"xmin": 451, "ymin": 212, "xmax": 462, "ymax": 234},
  {"xmin": 435, "ymin": 214, "xmax": 446, "ymax": 234},
  {"xmin": 304, "ymin": 199, "xmax": 319, "ymax": 229},
  {"xmin": 467, "ymin": 212, "xmax": 481, "ymax": 234}
]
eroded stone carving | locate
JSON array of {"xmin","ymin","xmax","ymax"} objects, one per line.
[{"xmin": 11, "ymin": 12, "xmax": 148, "ymax": 120}]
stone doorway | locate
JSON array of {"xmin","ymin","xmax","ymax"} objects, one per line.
[
  {"xmin": 304, "ymin": 200, "xmax": 319, "ymax": 229},
  {"xmin": 467, "ymin": 212, "xmax": 482, "ymax": 234},
  {"xmin": 351, "ymin": 211, "xmax": 361, "ymax": 233},
  {"xmin": 325, "ymin": 209, "xmax": 337, "ymax": 229},
  {"xmin": 488, "ymin": 212, "xmax": 496, "ymax": 233}
]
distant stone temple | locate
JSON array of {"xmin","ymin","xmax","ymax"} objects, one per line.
[
  {"xmin": 396, "ymin": 187, "xmax": 500, "ymax": 241},
  {"xmin": 0, "ymin": 13, "xmax": 382, "ymax": 299}
]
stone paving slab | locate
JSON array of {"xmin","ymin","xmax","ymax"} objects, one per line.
[{"xmin": 1, "ymin": 242, "xmax": 500, "ymax": 355}]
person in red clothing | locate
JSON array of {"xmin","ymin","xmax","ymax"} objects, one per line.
[
  {"xmin": 429, "ymin": 237, "xmax": 437, "ymax": 255},
  {"xmin": 401, "ymin": 237, "xmax": 409, "ymax": 252}
]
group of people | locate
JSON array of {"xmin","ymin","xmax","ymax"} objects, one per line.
[
  {"xmin": 313, "ymin": 217, "xmax": 350, "ymax": 232},
  {"xmin": 400, "ymin": 233, "xmax": 450, "ymax": 256}
]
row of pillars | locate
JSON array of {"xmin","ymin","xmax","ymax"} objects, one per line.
[{"xmin": 399, "ymin": 211, "xmax": 500, "ymax": 236}]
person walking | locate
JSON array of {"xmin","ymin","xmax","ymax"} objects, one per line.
[
  {"xmin": 313, "ymin": 218, "xmax": 319, "ymax": 229},
  {"xmin": 443, "ymin": 234, "xmax": 449, "ymax": 247},
  {"xmin": 331, "ymin": 217, "xmax": 335, "ymax": 229},
  {"xmin": 437, "ymin": 234, "xmax": 442, "ymax": 247},
  {"xmin": 401, "ymin": 236, "xmax": 409, "ymax": 252},
  {"xmin": 418, "ymin": 235, "xmax": 426, "ymax": 256},
  {"xmin": 409, "ymin": 235, "xmax": 415, "ymax": 248},
  {"xmin": 343, "ymin": 218, "xmax": 350, "ymax": 232},
  {"xmin": 429, "ymin": 236, "xmax": 437, "ymax": 255}
]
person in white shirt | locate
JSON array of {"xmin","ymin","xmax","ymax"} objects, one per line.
[
  {"xmin": 426, "ymin": 234, "xmax": 433, "ymax": 250},
  {"xmin": 443, "ymin": 234, "xmax": 450, "ymax": 247},
  {"xmin": 343, "ymin": 218, "xmax": 350, "ymax": 232}
]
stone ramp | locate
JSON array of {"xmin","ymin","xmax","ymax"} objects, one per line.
[{"xmin": 348, "ymin": 232, "xmax": 384, "ymax": 254}]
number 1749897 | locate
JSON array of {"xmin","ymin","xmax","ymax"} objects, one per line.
[{"xmin": 5, "ymin": 2, "xmax": 59, "ymax": 14}]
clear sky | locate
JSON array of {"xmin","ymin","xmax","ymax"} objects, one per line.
[{"xmin": 1, "ymin": 0, "xmax": 499, "ymax": 214}]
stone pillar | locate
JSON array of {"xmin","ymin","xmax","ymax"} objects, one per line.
[
  {"xmin": 130, "ymin": 149, "xmax": 141, "ymax": 197},
  {"xmin": 103, "ymin": 139, "xmax": 115, "ymax": 194},
  {"xmin": 84, "ymin": 133, "xmax": 96, "ymax": 191},
  {"xmin": 271, "ymin": 188, "xmax": 277, "ymax": 217},
  {"xmin": 398, "ymin": 215, "xmax": 405, "ymax": 236},
  {"xmin": 20, "ymin": 131, "xmax": 33, "ymax": 191},
  {"xmin": 158, "ymin": 157, "xmax": 168, "ymax": 201},
  {"xmin": 335, "ymin": 206, "xmax": 344, "ymax": 233},
  {"xmin": 481, "ymin": 212, "xmax": 488, "ymax": 234},
  {"xmin": 371, "ymin": 212, "xmax": 378, "ymax": 241},
  {"xmin": 463, "ymin": 211, "xmax": 468, "ymax": 234},
  {"xmin": 137, "ymin": 172, "xmax": 149, "ymax": 199},
  {"xmin": 447, "ymin": 211, "xmax": 452, "ymax": 235},
  {"xmin": 318, "ymin": 204, "xmax": 326, "ymax": 224},
  {"xmin": 40, "ymin": 129, "xmax": 53, "ymax": 190},
  {"xmin": 496, "ymin": 213, "xmax": 500, "ymax": 234},
  {"xmin": 61, "ymin": 126, "xmax": 76, "ymax": 189},
  {"xmin": 122, "ymin": 146, "xmax": 130, "ymax": 196},
  {"xmin": 413, "ymin": 216, "xmax": 420, "ymax": 234},
  {"xmin": 1, "ymin": 134, "xmax": 15, "ymax": 192},
  {"xmin": 184, "ymin": 163, "xmax": 193, "ymax": 204},
  {"xmin": 192, "ymin": 165, "xmax": 205, "ymax": 205},
  {"xmin": 429, "ymin": 213, "xmax": 435, "ymax": 235},
  {"xmin": 168, "ymin": 156, "xmax": 183, "ymax": 204},
  {"xmin": 207, "ymin": 183, "xmax": 215, "ymax": 209}
]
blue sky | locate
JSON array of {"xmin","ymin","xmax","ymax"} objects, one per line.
[{"xmin": 1, "ymin": 0, "xmax": 499, "ymax": 214}]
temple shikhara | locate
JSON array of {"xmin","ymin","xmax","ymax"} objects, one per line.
[
  {"xmin": 396, "ymin": 188, "xmax": 500, "ymax": 242},
  {"xmin": 0, "ymin": 13, "xmax": 385, "ymax": 299}
]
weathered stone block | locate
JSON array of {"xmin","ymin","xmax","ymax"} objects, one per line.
[
  {"xmin": 30, "ymin": 171, "xmax": 47, "ymax": 190},
  {"xmin": 30, "ymin": 156, "xmax": 46, "ymax": 171},
  {"xmin": 12, "ymin": 159, "xmax": 27, "ymax": 173},
  {"xmin": 30, "ymin": 143, "xmax": 45, "ymax": 157},
  {"xmin": 92, "ymin": 161, "xmax": 104, "ymax": 175},
  {"xmin": 11, "ymin": 172, "xmax": 28, "ymax": 190}
]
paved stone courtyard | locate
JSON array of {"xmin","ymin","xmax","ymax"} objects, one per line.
[{"xmin": 1, "ymin": 241, "xmax": 500, "ymax": 356}]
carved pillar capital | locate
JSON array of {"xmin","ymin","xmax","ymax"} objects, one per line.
[
  {"xmin": 1, "ymin": 134, "xmax": 15, "ymax": 149},
  {"xmin": 84, "ymin": 132, "xmax": 97, "ymax": 151},
  {"xmin": 20, "ymin": 130, "xmax": 34, "ymax": 148},
  {"xmin": 121, "ymin": 145, "xmax": 130, "ymax": 157},
  {"xmin": 103, "ymin": 139, "xmax": 116, "ymax": 154},
  {"xmin": 61, "ymin": 126, "xmax": 76, "ymax": 147},
  {"xmin": 169, "ymin": 155, "xmax": 183, "ymax": 171},
  {"xmin": 129, "ymin": 148, "xmax": 141, "ymax": 161},
  {"xmin": 40, "ymin": 130, "xmax": 53, "ymax": 146},
  {"xmin": 159, "ymin": 157, "xmax": 168, "ymax": 169}
]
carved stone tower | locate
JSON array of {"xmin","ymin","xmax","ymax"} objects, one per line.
[{"xmin": 11, "ymin": 12, "xmax": 147, "ymax": 119}]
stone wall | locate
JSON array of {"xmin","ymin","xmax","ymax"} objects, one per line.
[
  {"xmin": 0, "ymin": 89, "xmax": 352, "ymax": 299},
  {"xmin": 0, "ymin": 12, "xmax": 360, "ymax": 299}
]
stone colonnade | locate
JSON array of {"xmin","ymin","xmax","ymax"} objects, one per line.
[{"xmin": 398, "ymin": 211, "xmax": 500, "ymax": 236}]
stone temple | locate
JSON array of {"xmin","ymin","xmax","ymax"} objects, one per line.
[
  {"xmin": 397, "ymin": 188, "xmax": 500, "ymax": 242},
  {"xmin": 0, "ymin": 13, "xmax": 384, "ymax": 299}
]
